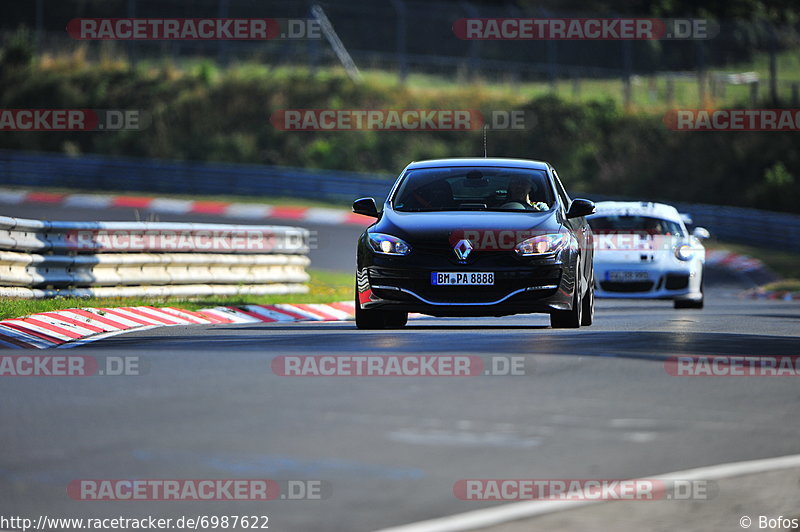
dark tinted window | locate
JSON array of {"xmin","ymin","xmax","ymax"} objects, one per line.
[
  {"xmin": 588, "ymin": 215, "xmax": 685, "ymax": 236},
  {"xmin": 393, "ymin": 167, "xmax": 555, "ymax": 212}
]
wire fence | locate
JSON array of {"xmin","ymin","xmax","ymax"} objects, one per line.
[{"xmin": 4, "ymin": 0, "xmax": 800, "ymax": 106}]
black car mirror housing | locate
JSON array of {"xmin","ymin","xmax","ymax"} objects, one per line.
[
  {"xmin": 353, "ymin": 197, "xmax": 380, "ymax": 218},
  {"xmin": 566, "ymin": 199, "xmax": 596, "ymax": 219}
]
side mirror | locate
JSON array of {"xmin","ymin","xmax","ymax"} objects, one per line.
[
  {"xmin": 352, "ymin": 197, "xmax": 380, "ymax": 218},
  {"xmin": 692, "ymin": 227, "xmax": 710, "ymax": 239},
  {"xmin": 566, "ymin": 198, "xmax": 596, "ymax": 219}
]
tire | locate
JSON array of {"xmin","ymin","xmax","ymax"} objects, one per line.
[
  {"xmin": 674, "ymin": 275, "xmax": 704, "ymax": 309},
  {"xmin": 580, "ymin": 272, "xmax": 594, "ymax": 326},
  {"xmin": 354, "ymin": 288, "xmax": 408, "ymax": 329},
  {"xmin": 550, "ymin": 281, "xmax": 582, "ymax": 329},
  {"xmin": 674, "ymin": 296, "xmax": 703, "ymax": 309},
  {"xmin": 384, "ymin": 311, "xmax": 408, "ymax": 328},
  {"xmin": 355, "ymin": 290, "xmax": 386, "ymax": 329}
]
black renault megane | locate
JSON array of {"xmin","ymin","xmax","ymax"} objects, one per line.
[{"xmin": 353, "ymin": 158, "xmax": 596, "ymax": 329}]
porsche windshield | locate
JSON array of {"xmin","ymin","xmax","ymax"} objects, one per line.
[
  {"xmin": 393, "ymin": 167, "xmax": 555, "ymax": 212},
  {"xmin": 589, "ymin": 215, "xmax": 685, "ymax": 236}
]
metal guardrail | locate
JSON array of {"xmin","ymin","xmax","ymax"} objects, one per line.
[
  {"xmin": 670, "ymin": 201, "xmax": 800, "ymax": 250},
  {"xmin": 0, "ymin": 149, "xmax": 394, "ymax": 204},
  {"xmin": 1, "ymin": 150, "xmax": 799, "ymax": 252},
  {"xmin": 0, "ymin": 215, "xmax": 311, "ymax": 298}
]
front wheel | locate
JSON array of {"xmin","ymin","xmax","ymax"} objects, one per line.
[
  {"xmin": 580, "ymin": 272, "xmax": 594, "ymax": 326},
  {"xmin": 384, "ymin": 311, "xmax": 408, "ymax": 328},
  {"xmin": 550, "ymin": 283, "xmax": 582, "ymax": 329},
  {"xmin": 674, "ymin": 275, "xmax": 704, "ymax": 309},
  {"xmin": 355, "ymin": 290, "xmax": 384, "ymax": 329},
  {"xmin": 354, "ymin": 290, "xmax": 408, "ymax": 329},
  {"xmin": 674, "ymin": 297, "xmax": 703, "ymax": 309}
]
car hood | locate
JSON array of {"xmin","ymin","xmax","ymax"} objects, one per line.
[{"xmin": 373, "ymin": 209, "xmax": 564, "ymax": 244}]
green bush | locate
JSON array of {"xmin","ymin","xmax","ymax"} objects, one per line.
[{"xmin": 0, "ymin": 55, "xmax": 798, "ymax": 213}]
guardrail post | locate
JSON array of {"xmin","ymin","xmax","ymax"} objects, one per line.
[
  {"xmin": 217, "ymin": 0, "xmax": 230, "ymax": 66},
  {"xmin": 665, "ymin": 75, "xmax": 674, "ymax": 107},
  {"xmin": 696, "ymin": 40, "xmax": 706, "ymax": 107},
  {"xmin": 126, "ymin": 0, "xmax": 137, "ymax": 66},
  {"xmin": 768, "ymin": 25, "xmax": 778, "ymax": 105},
  {"xmin": 35, "ymin": 0, "xmax": 44, "ymax": 53},
  {"xmin": 390, "ymin": 0, "xmax": 408, "ymax": 83},
  {"xmin": 749, "ymin": 81, "xmax": 759, "ymax": 107},
  {"xmin": 460, "ymin": 1, "xmax": 481, "ymax": 81},
  {"xmin": 622, "ymin": 39, "xmax": 632, "ymax": 110},
  {"xmin": 547, "ymin": 34, "xmax": 557, "ymax": 90}
]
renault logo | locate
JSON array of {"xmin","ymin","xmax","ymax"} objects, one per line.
[{"xmin": 453, "ymin": 239, "xmax": 473, "ymax": 260}]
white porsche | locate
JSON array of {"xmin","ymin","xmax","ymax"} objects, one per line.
[{"xmin": 587, "ymin": 201, "xmax": 709, "ymax": 309}]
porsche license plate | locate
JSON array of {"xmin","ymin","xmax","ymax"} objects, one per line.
[
  {"xmin": 431, "ymin": 272, "xmax": 495, "ymax": 285},
  {"xmin": 607, "ymin": 271, "xmax": 650, "ymax": 282}
]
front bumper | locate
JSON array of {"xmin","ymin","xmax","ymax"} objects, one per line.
[
  {"xmin": 357, "ymin": 259, "xmax": 573, "ymax": 317},
  {"xmin": 594, "ymin": 265, "xmax": 702, "ymax": 300}
]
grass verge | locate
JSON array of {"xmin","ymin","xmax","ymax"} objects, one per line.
[{"xmin": 0, "ymin": 269, "xmax": 354, "ymax": 321}]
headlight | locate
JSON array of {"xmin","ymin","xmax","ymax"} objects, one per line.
[
  {"xmin": 367, "ymin": 233, "xmax": 412, "ymax": 255},
  {"xmin": 675, "ymin": 244, "xmax": 694, "ymax": 261},
  {"xmin": 515, "ymin": 233, "xmax": 572, "ymax": 256}
]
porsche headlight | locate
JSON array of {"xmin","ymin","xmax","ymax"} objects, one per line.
[
  {"xmin": 368, "ymin": 233, "xmax": 412, "ymax": 256},
  {"xmin": 675, "ymin": 244, "xmax": 694, "ymax": 261},
  {"xmin": 515, "ymin": 233, "xmax": 572, "ymax": 256}
]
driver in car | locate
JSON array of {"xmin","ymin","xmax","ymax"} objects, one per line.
[{"xmin": 503, "ymin": 176, "xmax": 549, "ymax": 211}]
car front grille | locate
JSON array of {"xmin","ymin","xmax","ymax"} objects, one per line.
[
  {"xmin": 600, "ymin": 281, "xmax": 654, "ymax": 293},
  {"xmin": 665, "ymin": 274, "xmax": 690, "ymax": 290}
]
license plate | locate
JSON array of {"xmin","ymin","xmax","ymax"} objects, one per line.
[
  {"xmin": 607, "ymin": 271, "xmax": 650, "ymax": 282},
  {"xmin": 431, "ymin": 272, "xmax": 495, "ymax": 285}
]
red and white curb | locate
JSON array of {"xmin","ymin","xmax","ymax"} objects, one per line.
[
  {"xmin": 0, "ymin": 188, "xmax": 372, "ymax": 227},
  {"xmin": 0, "ymin": 302, "xmax": 360, "ymax": 349},
  {"xmin": 742, "ymin": 289, "xmax": 800, "ymax": 301},
  {"xmin": 706, "ymin": 250, "xmax": 797, "ymax": 300},
  {"xmin": 705, "ymin": 249, "xmax": 768, "ymax": 273}
]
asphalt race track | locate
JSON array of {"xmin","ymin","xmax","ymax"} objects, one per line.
[{"xmin": 1, "ymin": 203, "xmax": 799, "ymax": 531}]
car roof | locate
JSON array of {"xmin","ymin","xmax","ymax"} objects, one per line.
[
  {"xmin": 590, "ymin": 201, "xmax": 684, "ymax": 223},
  {"xmin": 405, "ymin": 158, "xmax": 550, "ymax": 171}
]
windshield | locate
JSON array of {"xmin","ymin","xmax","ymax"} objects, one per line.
[
  {"xmin": 393, "ymin": 167, "xmax": 555, "ymax": 212},
  {"xmin": 588, "ymin": 215, "xmax": 685, "ymax": 236}
]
